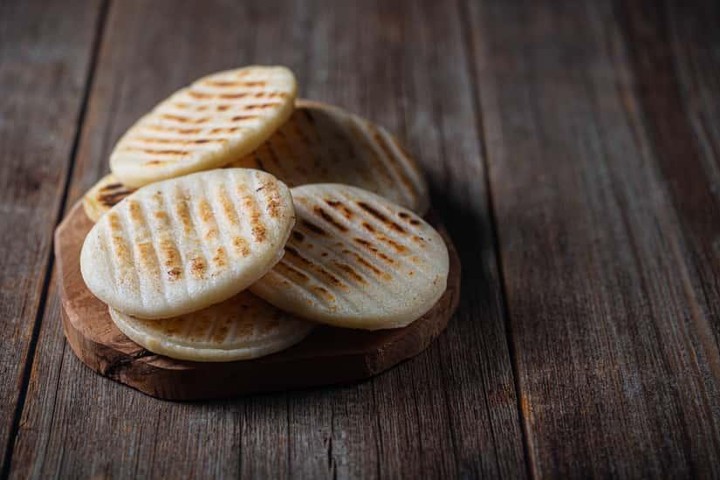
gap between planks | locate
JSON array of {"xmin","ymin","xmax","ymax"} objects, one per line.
[{"xmin": 455, "ymin": 0, "xmax": 535, "ymax": 477}]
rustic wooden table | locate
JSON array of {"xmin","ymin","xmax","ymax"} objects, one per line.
[{"xmin": 2, "ymin": 0, "xmax": 719, "ymax": 478}]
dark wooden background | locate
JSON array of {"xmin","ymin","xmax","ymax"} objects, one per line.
[{"xmin": 2, "ymin": 0, "xmax": 720, "ymax": 477}]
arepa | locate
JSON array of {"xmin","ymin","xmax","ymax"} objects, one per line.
[
  {"xmin": 82, "ymin": 174, "xmax": 136, "ymax": 222},
  {"xmin": 250, "ymin": 184, "xmax": 448, "ymax": 330},
  {"xmin": 110, "ymin": 66, "xmax": 297, "ymax": 187},
  {"xmin": 81, "ymin": 169, "xmax": 295, "ymax": 319},
  {"xmin": 230, "ymin": 100, "xmax": 430, "ymax": 214},
  {"xmin": 109, "ymin": 292, "xmax": 314, "ymax": 362}
]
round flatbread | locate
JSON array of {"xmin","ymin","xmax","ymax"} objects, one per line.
[
  {"xmin": 109, "ymin": 292, "xmax": 314, "ymax": 362},
  {"xmin": 230, "ymin": 100, "xmax": 430, "ymax": 214},
  {"xmin": 250, "ymin": 184, "xmax": 449, "ymax": 330},
  {"xmin": 110, "ymin": 66, "xmax": 297, "ymax": 187},
  {"xmin": 82, "ymin": 174, "xmax": 136, "ymax": 222},
  {"xmin": 81, "ymin": 168, "xmax": 295, "ymax": 319}
]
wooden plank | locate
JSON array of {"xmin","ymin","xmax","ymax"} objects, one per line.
[
  {"xmin": 0, "ymin": 0, "xmax": 104, "ymax": 474},
  {"xmin": 463, "ymin": 0, "xmax": 720, "ymax": 476},
  {"xmin": 10, "ymin": 0, "xmax": 526, "ymax": 477}
]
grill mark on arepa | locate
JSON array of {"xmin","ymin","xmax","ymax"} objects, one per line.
[
  {"xmin": 121, "ymin": 147, "xmax": 189, "ymax": 156},
  {"xmin": 206, "ymin": 174, "xmax": 253, "ymax": 270},
  {"xmin": 292, "ymin": 203, "xmax": 390, "ymax": 281},
  {"xmin": 267, "ymin": 267, "xmax": 335, "ymax": 307},
  {"xmin": 285, "ymin": 228, "xmax": 371, "ymax": 289},
  {"xmin": 239, "ymin": 179, "xmax": 267, "ymax": 243},
  {"xmin": 283, "ymin": 246, "xmax": 347, "ymax": 290},
  {"xmin": 313, "ymin": 205, "xmax": 348, "ymax": 233},
  {"xmin": 299, "ymin": 219, "xmax": 327, "ymax": 236},
  {"xmin": 172, "ymin": 185, "xmax": 209, "ymax": 281},
  {"xmin": 108, "ymin": 210, "xmax": 146, "ymax": 307},
  {"xmin": 132, "ymin": 136, "xmax": 225, "ymax": 146},
  {"xmin": 333, "ymin": 189, "xmax": 435, "ymax": 280},
  {"xmin": 145, "ymin": 125, "xmax": 202, "ymax": 135},
  {"xmin": 256, "ymin": 176, "xmax": 283, "ymax": 219},
  {"xmin": 366, "ymin": 122, "xmax": 418, "ymax": 202},
  {"xmin": 150, "ymin": 188, "xmax": 186, "ymax": 285},
  {"xmin": 196, "ymin": 182, "xmax": 228, "ymax": 271},
  {"xmin": 129, "ymin": 199, "xmax": 169, "ymax": 302},
  {"xmin": 160, "ymin": 113, "xmax": 209, "ymax": 124},
  {"xmin": 324, "ymin": 199, "xmax": 354, "ymax": 220},
  {"xmin": 275, "ymin": 252, "xmax": 363, "ymax": 309},
  {"xmin": 231, "ymin": 114, "xmax": 259, "ymax": 122},
  {"xmin": 398, "ymin": 211, "xmax": 422, "ymax": 226},
  {"xmin": 127, "ymin": 200, "xmax": 161, "ymax": 277},
  {"xmin": 98, "ymin": 183, "xmax": 134, "ymax": 208},
  {"xmin": 352, "ymin": 238, "xmax": 396, "ymax": 265},
  {"xmin": 217, "ymin": 184, "xmax": 250, "ymax": 258},
  {"xmin": 356, "ymin": 201, "xmax": 407, "ymax": 234}
]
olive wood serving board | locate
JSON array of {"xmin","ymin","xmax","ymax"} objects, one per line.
[{"xmin": 54, "ymin": 202, "xmax": 461, "ymax": 400}]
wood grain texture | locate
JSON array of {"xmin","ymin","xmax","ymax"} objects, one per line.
[
  {"xmin": 9, "ymin": 0, "xmax": 525, "ymax": 478},
  {"xmin": 0, "ymin": 0, "xmax": 104, "ymax": 474},
  {"xmin": 464, "ymin": 0, "xmax": 720, "ymax": 476}
]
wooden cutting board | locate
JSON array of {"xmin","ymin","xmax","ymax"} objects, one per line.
[{"xmin": 54, "ymin": 202, "xmax": 461, "ymax": 400}]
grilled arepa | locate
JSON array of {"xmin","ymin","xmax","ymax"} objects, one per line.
[
  {"xmin": 80, "ymin": 169, "xmax": 295, "ymax": 319},
  {"xmin": 110, "ymin": 66, "xmax": 297, "ymax": 188},
  {"xmin": 82, "ymin": 174, "xmax": 136, "ymax": 222},
  {"xmin": 109, "ymin": 292, "xmax": 314, "ymax": 362},
  {"xmin": 250, "ymin": 184, "xmax": 448, "ymax": 330},
  {"xmin": 230, "ymin": 100, "xmax": 430, "ymax": 214}
]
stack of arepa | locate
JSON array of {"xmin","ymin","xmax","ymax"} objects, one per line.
[{"xmin": 79, "ymin": 65, "xmax": 450, "ymax": 363}]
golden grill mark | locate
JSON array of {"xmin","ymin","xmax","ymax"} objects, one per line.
[
  {"xmin": 213, "ymin": 246, "xmax": 227, "ymax": 268},
  {"xmin": 219, "ymin": 93, "xmax": 249, "ymax": 99},
  {"xmin": 98, "ymin": 184, "xmax": 134, "ymax": 208},
  {"xmin": 241, "ymin": 190, "xmax": 266, "ymax": 243},
  {"xmin": 324, "ymin": 199, "xmax": 354, "ymax": 219},
  {"xmin": 314, "ymin": 206, "xmax": 348, "ymax": 232},
  {"xmin": 312, "ymin": 286, "xmax": 335, "ymax": 303},
  {"xmin": 239, "ymin": 81, "xmax": 266, "ymax": 87},
  {"xmin": 210, "ymin": 127, "xmax": 241, "ymax": 134},
  {"xmin": 300, "ymin": 219, "xmax": 327, "ymax": 236},
  {"xmin": 291, "ymin": 231, "xmax": 305, "ymax": 243},
  {"xmin": 334, "ymin": 262, "xmax": 366, "ymax": 284},
  {"xmin": 353, "ymin": 238, "xmax": 396, "ymax": 264},
  {"xmin": 277, "ymin": 261, "xmax": 310, "ymax": 283},
  {"xmin": 107, "ymin": 213, "xmax": 130, "ymax": 263},
  {"xmin": 232, "ymin": 236, "xmax": 250, "ymax": 256},
  {"xmin": 190, "ymin": 256, "xmax": 207, "ymax": 279},
  {"xmin": 198, "ymin": 199, "xmax": 218, "ymax": 240},
  {"xmin": 398, "ymin": 211, "xmax": 422, "ymax": 226},
  {"xmin": 124, "ymin": 147, "xmax": 187, "ymax": 156},
  {"xmin": 232, "ymin": 115, "xmax": 258, "ymax": 122},
  {"xmin": 161, "ymin": 114, "xmax": 209, "ymax": 124},
  {"xmin": 245, "ymin": 102, "xmax": 282, "ymax": 110},
  {"xmin": 218, "ymin": 187, "xmax": 239, "ymax": 227},
  {"xmin": 133, "ymin": 136, "xmax": 221, "ymax": 146},
  {"xmin": 377, "ymin": 234, "xmax": 407, "ymax": 253},
  {"xmin": 258, "ymin": 180, "xmax": 282, "ymax": 218},
  {"xmin": 187, "ymin": 91, "xmax": 212, "ymax": 100},
  {"xmin": 174, "ymin": 192, "xmax": 193, "ymax": 234},
  {"xmin": 204, "ymin": 80, "xmax": 241, "ymax": 88},
  {"xmin": 357, "ymin": 201, "xmax": 407, "ymax": 234},
  {"xmin": 146, "ymin": 160, "xmax": 168, "ymax": 166},
  {"xmin": 146, "ymin": 125, "xmax": 201, "ymax": 135},
  {"xmin": 285, "ymin": 247, "xmax": 345, "ymax": 288},
  {"xmin": 344, "ymin": 249, "xmax": 389, "ymax": 279}
]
